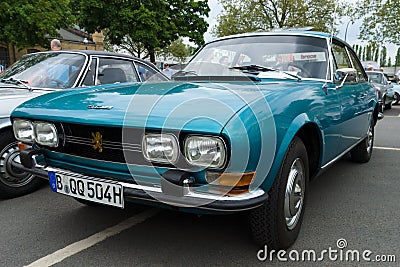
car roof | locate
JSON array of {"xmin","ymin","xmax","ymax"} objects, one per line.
[
  {"xmin": 23, "ymin": 50, "xmax": 152, "ymax": 65},
  {"xmin": 208, "ymin": 30, "xmax": 348, "ymax": 46}
]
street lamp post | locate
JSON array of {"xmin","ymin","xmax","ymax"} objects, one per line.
[{"xmin": 344, "ymin": 20, "xmax": 353, "ymax": 42}]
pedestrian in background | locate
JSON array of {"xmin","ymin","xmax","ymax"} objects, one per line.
[
  {"xmin": 50, "ymin": 39, "xmax": 62, "ymax": 50},
  {"xmin": 162, "ymin": 63, "xmax": 175, "ymax": 78}
]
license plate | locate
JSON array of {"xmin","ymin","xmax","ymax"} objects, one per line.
[{"xmin": 48, "ymin": 171, "xmax": 124, "ymax": 208}]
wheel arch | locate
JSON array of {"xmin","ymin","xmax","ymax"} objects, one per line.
[
  {"xmin": 295, "ymin": 123, "xmax": 322, "ymax": 180},
  {"xmin": 373, "ymin": 102, "xmax": 379, "ymax": 126},
  {"xmin": 0, "ymin": 124, "xmax": 14, "ymax": 141},
  {"xmin": 261, "ymin": 114, "xmax": 322, "ymax": 191}
]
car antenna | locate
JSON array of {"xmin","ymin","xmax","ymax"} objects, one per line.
[{"xmin": 322, "ymin": 3, "xmax": 337, "ymax": 95}]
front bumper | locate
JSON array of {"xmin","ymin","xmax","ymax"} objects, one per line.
[{"xmin": 12, "ymin": 150, "xmax": 268, "ymax": 212}]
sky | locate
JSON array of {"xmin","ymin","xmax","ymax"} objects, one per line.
[{"xmin": 205, "ymin": 0, "xmax": 398, "ymax": 64}]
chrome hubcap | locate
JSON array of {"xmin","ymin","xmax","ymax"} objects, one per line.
[
  {"xmin": 0, "ymin": 142, "xmax": 34, "ymax": 187},
  {"xmin": 284, "ymin": 158, "xmax": 305, "ymax": 230}
]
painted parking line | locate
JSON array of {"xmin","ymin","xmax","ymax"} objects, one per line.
[
  {"xmin": 25, "ymin": 209, "xmax": 159, "ymax": 267},
  {"xmin": 374, "ymin": 146, "xmax": 400, "ymax": 151}
]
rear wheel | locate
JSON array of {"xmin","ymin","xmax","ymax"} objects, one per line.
[
  {"xmin": 250, "ymin": 137, "xmax": 309, "ymax": 249},
  {"xmin": 0, "ymin": 130, "xmax": 44, "ymax": 199},
  {"xmin": 392, "ymin": 93, "xmax": 399, "ymax": 105},
  {"xmin": 350, "ymin": 121, "xmax": 374, "ymax": 163}
]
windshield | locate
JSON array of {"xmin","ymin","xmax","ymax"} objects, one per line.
[
  {"xmin": 182, "ymin": 35, "xmax": 329, "ymax": 80},
  {"xmin": 0, "ymin": 52, "xmax": 86, "ymax": 89}
]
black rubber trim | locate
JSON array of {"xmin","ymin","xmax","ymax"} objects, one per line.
[{"xmin": 10, "ymin": 161, "xmax": 49, "ymax": 179}]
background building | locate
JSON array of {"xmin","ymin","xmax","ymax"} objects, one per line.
[{"xmin": 0, "ymin": 27, "xmax": 104, "ymax": 68}]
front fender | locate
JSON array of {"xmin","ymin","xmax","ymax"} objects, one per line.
[
  {"xmin": 0, "ymin": 116, "xmax": 11, "ymax": 130},
  {"xmin": 260, "ymin": 113, "xmax": 316, "ymax": 191}
]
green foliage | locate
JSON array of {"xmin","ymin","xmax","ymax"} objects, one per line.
[
  {"xmin": 71, "ymin": 0, "xmax": 210, "ymax": 61},
  {"xmin": 212, "ymin": 0, "xmax": 349, "ymax": 37},
  {"xmin": 396, "ymin": 48, "xmax": 400, "ymax": 66},
  {"xmin": 0, "ymin": 0, "xmax": 73, "ymax": 48},
  {"xmin": 380, "ymin": 46, "xmax": 387, "ymax": 67},
  {"xmin": 167, "ymin": 39, "xmax": 193, "ymax": 63},
  {"xmin": 355, "ymin": 0, "xmax": 400, "ymax": 44}
]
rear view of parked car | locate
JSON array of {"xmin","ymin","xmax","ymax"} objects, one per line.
[
  {"xmin": 0, "ymin": 50, "xmax": 168, "ymax": 198},
  {"xmin": 11, "ymin": 31, "xmax": 378, "ymax": 249}
]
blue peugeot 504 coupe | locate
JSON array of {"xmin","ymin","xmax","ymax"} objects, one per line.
[{"xmin": 11, "ymin": 31, "xmax": 378, "ymax": 249}]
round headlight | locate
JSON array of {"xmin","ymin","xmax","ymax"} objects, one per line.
[
  {"xmin": 13, "ymin": 119, "xmax": 34, "ymax": 143},
  {"xmin": 34, "ymin": 122, "xmax": 58, "ymax": 147},
  {"xmin": 184, "ymin": 136, "xmax": 226, "ymax": 168}
]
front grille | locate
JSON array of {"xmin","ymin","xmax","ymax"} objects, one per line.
[{"xmin": 48, "ymin": 123, "xmax": 147, "ymax": 164}]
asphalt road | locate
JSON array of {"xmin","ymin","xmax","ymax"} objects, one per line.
[{"xmin": 1, "ymin": 107, "xmax": 399, "ymax": 267}]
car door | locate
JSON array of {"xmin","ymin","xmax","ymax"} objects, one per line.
[{"xmin": 331, "ymin": 41, "xmax": 370, "ymax": 153}]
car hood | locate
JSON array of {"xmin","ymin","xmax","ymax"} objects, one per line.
[
  {"xmin": 0, "ymin": 85, "xmax": 48, "ymax": 117},
  {"xmin": 11, "ymin": 80, "xmax": 311, "ymax": 133}
]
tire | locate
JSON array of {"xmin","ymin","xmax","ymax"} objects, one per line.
[
  {"xmin": 350, "ymin": 121, "xmax": 374, "ymax": 163},
  {"xmin": 250, "ymin": 136, "xmax": 309, "ymax": 249},
  {"xmin": 0, "ymin": 130, "xmax": 44, "ymax": 199},
  {"xmin": 392, "ymin": 93, "xmax": 399, "ymax": 105},
  {"xmin": 384, "ymin": 98, "xmax": 392, "ymax": 110}
]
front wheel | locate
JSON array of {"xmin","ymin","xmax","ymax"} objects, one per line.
[
  {"xmin": 0, "ymin": 130, "xmax": 44, "ymax": 199},
  {"xmin": 250, "ymin": 136, "xmax": 309, "ymax": 249},
  {"xmin": 350, "ymin": 122, "xmax": 374, "ymax": 163}
]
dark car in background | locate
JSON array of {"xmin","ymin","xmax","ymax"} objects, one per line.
[
  {"xmin": 0, "ymin": 50, "xmax": 168, "ymax": 198},
  {"xmin": 366, "ymin": 70, "xmax": 394, "ymax": 111}
]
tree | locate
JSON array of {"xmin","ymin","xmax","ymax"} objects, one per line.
[
  {"xmin": 71, "ymin": 0, "xmax": 210, "ymax": 62},
  {"xmin": 212, "ymin": 0, "xmax": 349, "ymax": 37},
  {"xmin": 355, "ymin": 0, "xmax": 400, "ymax": 44},
  {"xmin": 380, "ymin": 46, "xmax": 387, "ymax": 67},
  {"xmin": 0, "ymin": 0, "xmax": 72, "ymax": 49},
  {"xmin": 396, "ymin": 48, "xmax": 400, "ymax": 67},
  {"xmin": 166, "ymin": 38, "xmax": 194, "ymax": 63}
]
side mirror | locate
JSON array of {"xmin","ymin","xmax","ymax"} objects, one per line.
[{"xmin": 335, "ymin": 68, "xmax": 357, "ymax": 89}]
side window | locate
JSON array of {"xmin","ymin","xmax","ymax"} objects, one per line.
[
  {"xmin": 82, "ymin": 58, "xmax": 98, "ymax": 86},
  {"xmin": 97, "ymin": 58, "xmax": 139, "ymax": 85},
  {"xmin": 135, "ymin": 61, "xmax": 168, "ymax": 82},
  {"xmin": 348, "ymin": 49, "xmax": 367, "ymax": 83}
]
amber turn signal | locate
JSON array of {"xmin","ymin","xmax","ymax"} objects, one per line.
[
  {"xmin": 206, "ymin": 171, "xmax": 256, "ymax": 187},
  {"xmin": 18, "ymin": 142, "xmax": 28, "ymax": 151}
]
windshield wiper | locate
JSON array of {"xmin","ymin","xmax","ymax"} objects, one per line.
[
  {"xmin": 230, "ymin": 64, "xmax": 302, "ymax": 82},
  {"xmin": 0, "ymin": 78, "xmax": 32, "ymax": 90},
  {"xmin": 172, "ymin": 70, "xmax": 198, "ymax": 77}
]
